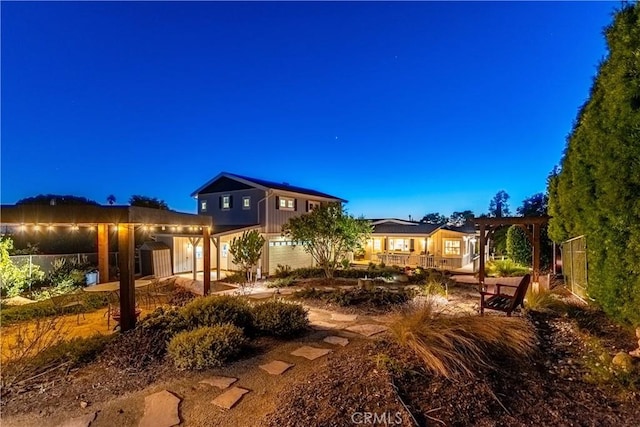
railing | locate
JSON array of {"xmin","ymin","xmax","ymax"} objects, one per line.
[
  {"xmin": 375, "ymin": 253, "xmax": 463, "ymax": 270},
  {"xmin": 9, "ymin": 252, "xmax": 119, "ymax": 274},
  {"xmin": 561, "ymin": 235, "xmax": 588, "ymax": 300}
]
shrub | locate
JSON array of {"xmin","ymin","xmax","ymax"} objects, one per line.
[
  {"xmin": 168, "ymin": 287, "xmax": 197, "ymax": 307},
  {"xmin": 252, "ymin": 300, "xmax": 309, "ymax": 337},
  {"xmin": 389, "ymin": 302, "xmax": 536, "ymax": 379},
  {"xmin": 294, "ymin": 287, "xmax": 414, "ymax": 308},
  {"xmin": 139, "ymin": 306, "xmax": 189, "ymax": 341},
  {"xmin": 524, "ymin": 288, "xmax": 566, "ymax": 313},
  {"xmin": 0, "ymin": 237, "xmax": 45, "ymax": 297},
  {"xmin": 102, "ymin": 326, "xmax": 167, "ymax": 370},
  {"xmin": 223, "ymin": 271, "xmax": 248, "ymax": 284},
  {"xmin": 274, "ymin": 264, "xmax": 293, "ymax": 278},
  {"xmin": 266, "ymin": 276, "xmax": 296, "ymax": 288},
  {"xmin": 486, "ymin": 259, "xmax": 529, "ymax": 277},
  {"xmin": 181, "ymin": 295, "xmax": 253, "ymax": 331},
  {"xmin": 168, "ymin": 324, "xmax": 246, "ymax": 370},
  {"xmin": 0, "ymin": 293, "xmax": 107, "ymax": 325}
]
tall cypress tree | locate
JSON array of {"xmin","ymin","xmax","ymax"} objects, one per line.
[{"xmin": 548, "ymin": 4, "xmax": 640, "ymax": 325}]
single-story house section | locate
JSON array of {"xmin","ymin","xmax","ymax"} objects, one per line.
[{"xmin": 362, "ymin": 219, "xmax": 479, "ymax": 272}]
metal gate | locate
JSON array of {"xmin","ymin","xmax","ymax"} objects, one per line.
[{"xmin": 561, "ymin": 235, "xmax": 588, "ymax": 300}]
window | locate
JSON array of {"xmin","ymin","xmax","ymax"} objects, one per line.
[
  {"xmin": 373, "ymin": 239, "xmax": 381, "ymax": 251},
  {"xmin": 278, "ymin": 196, "xmax": 295, "ymax": 211},
  {"xmin": 243, "ymin": 196, "xmax": 251, "ymax": 209},
  {"xmin": 307, "ymin": 200, "xmax": 320, "ymax": 212},
  {"xmin": 388, "ymin": 239, "xmax": 409, "ymax": 251},
  {"xmin": 222, "ymin": 195, "xmax": 230, "ymax": 209},
  {"xmin": 444, "ymin": 239, "xmax": 461, "ymax": 255},
  {"xmin": 200, "ymin": 200, "xmax": 207, "ymax": 212}
]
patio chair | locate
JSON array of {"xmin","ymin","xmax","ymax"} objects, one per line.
[
  {"xmin": 480, "ymin": 274, "xmax": 531, "ymax": 317},
  {"xmin": 49, "ymin": 290, "xmax": 86, "ymax": 324}
]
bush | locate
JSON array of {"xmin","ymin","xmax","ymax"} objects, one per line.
[
  {"xmin": 0, "ymin": 238, "xmax": 45, "ymax": 297},
  {"xmin": 524, "ymin": 288, "xmax": 566, "ymax": 313},
  {"xmin": 294, "ymin": 287, "xmax": 414, "ymax": 308},
  {"xmin": 274, "ymin": 264, "xmax": 293, "ymax": 278},
  {"xmin": 389, "ymin": 302, "xmax": 536, "ymax": 379},
  {"xmin": 139, "ymin": 306, "xmax": 189, "ymax": 341},
  {"xmin": 181, "ymin": 295, "xmax": 253, "ymax": 331},
  {"xmin": 168, "ymin": 287, "xmax": 197, "ymax": 307},
  {"xmin": 168, "ymin": 324, "xmax": 246, "ymax": 370},
  {"xmin": 223, "ymin": 271, "xmax": 248, "ymax": 284},
  {"xmin": 252, "ymin": 300, "xmax": 309, "ymax": 337},
  {"xmin": 486, "ymin": 259, "xmax": 529, "ymax": 277},
  {"xmin": 267, "ymin": 276, "xmax": 296, "ymax": 288}
]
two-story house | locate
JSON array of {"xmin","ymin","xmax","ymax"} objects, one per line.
[{"xmin": 157, "ymin": 172, "xmax": 344, "ymax": 277}]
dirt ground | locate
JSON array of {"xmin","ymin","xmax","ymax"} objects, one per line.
[{"xmin": 2, "ymin": 281, "xmax": 639, "ymax": 426}]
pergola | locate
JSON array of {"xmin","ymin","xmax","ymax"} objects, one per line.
[
  {"xmin": 474, "ymin": 216, "xmax": 550, "ymax": 287},
  {"xmin": 1, "ymin": 204, "xmax": 213, "ymax": 331}
]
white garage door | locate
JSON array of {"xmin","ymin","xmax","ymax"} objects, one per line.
[{"xmin": 268, "ymin": 241, "xmax": 314, "ymax": 272}]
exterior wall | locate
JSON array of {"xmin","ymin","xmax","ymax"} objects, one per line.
[
  {"xmin": 264, "ymin": 191, "xmax": 334, "ymax": 234},
  {"xmin": 267, "ymin": 236, "xmax": 314, "ymax": 273},
  {"xmin": 198, "ymin": 188, "xmax": 265, "ymax": 226}
]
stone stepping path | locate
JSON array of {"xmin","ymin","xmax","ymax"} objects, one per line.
[
  {"xmin": 291, "ymin": 345, "xmax": 332, "ymax": 360},
  {"xmin": 310, "ymin": 320, "xmax": 340, "ymax": 330},
  {"xmin": 330, "ymin": 313, "xmax": 358, "ymax": 322},
  {"xmin": 139, "ymin": 390, "xmax": 181, "ymax": 427},
  {"xmin": 212, "ymin": 386, "xmax": 250, "ymax": 409},
  {"xmin": 323, "ymin": 335, "xmax": 349, "ymax": 346},
  {"xmin": 199, "ymin": 376, "xmax": 238, "ymax": 389},
  {"xmin": 259, "ymin": 360, "xmax": 294, "ymax": 375},
  {"xmin": 58, "ymin": 412, "xmax": 97, "ymax": 427},
  {"xmin": 248, "ymin": 293, "xmax": 273, "ymax": 300},
  {"xmin": 345, "ymin": 324, "xmax": 388, "ymax": 337}
]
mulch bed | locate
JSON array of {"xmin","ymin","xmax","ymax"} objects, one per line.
[{"xmin": 265, "ymin": 310, "xmax": 640, "ymax": 427}]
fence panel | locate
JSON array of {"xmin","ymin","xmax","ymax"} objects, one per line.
[
  {"xmin": 561, "ymin": 236, "xmax": 588, "ymax": 300},
  {"xmin": 8, "ymin": 252, "xmax": 118, "ymax": 275}
]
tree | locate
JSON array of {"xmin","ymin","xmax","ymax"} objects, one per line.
[
  {"xmin": 282, "ymin": 203, "xmax": 372, "ymax": 279},
  {"xmin": 16, "ymin": 194, "xmax": 99, "ymax": 206},
  {"xmin": 421, "ymin": 212, "xmax": 447, "ymax": 224},
  {"xmin": 129, "ymin": 195, "xmax": 169, "ymax": 210},
  {"xmin": 506, "ymin": 226, "xmax": 532, "ymax": 266},
  {"xmin": 0, "ymin": 237, "xmax": 44, "ymax": 297},
  {"xmin": 517, "ymin": 193, "xmax": 548, "ymax": 217},
  {"xmin": 547, "ymin": 4, "xmax": 640, "ymax": 324},
  {"xmin": 229, "ymin": 230, "xmax": 265, "ymax": 285},
  {"xmin": 106, "ymin": 194, "xmax": 116, "ymax": 205},
  {"xmin": 448, "ymin": 210, "xmax": 474, "ymax": 226},
  {"xmin": 488, "ymin": 190, "xmax": 511, "ymax": 217}
]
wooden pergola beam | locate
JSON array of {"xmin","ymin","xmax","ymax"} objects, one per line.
[{"xmin": 118, "ymin": 224, "xmax": 136, "ymax": 331}]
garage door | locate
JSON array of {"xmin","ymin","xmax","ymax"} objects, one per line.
[{"xmin": 268, "ymin": 241, "xmax": 314, "ymax": 272}]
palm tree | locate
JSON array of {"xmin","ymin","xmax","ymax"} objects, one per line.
[{"xmin": 106, "ymin": 194, "xmax": 116, "ymax": 205}]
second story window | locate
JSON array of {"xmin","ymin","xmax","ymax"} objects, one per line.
[
  {"xmin": 243, "ymin": 196, "xmax": 251, "ymax": 209},
  {"xmin": 220, "ymin": 195, "xmax": 231, "ymax": 210},
  {"xmin": 307, "ymin": 200, "xmax": 320, "ymax": 212},
  {"xmin": 201, "ymin": 200, "xmax": 207, "ymax": 212},
  {"xmin": 278, "ymin": 196, "xmax": 295, "ymax": 211}
]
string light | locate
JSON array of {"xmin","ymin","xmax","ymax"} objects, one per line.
[
  {"xmin": 19, "ymin": 224, "xmax": 26, "ymax": 232},
  {"xmin": 33, "ymin": 224, "xmax": 40, "ymax": 231},
  {"xmin": 48, "ymin": 224, "xmax": 54, "ymax": 231}
]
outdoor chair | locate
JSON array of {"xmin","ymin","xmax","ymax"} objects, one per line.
[
  {"xmin": 49, "ymin": 290, "xmax": 86, "ymax": 324},
  {"xmin": 480, "ymin": 274, "xmax": 531, "ymax": 317}
]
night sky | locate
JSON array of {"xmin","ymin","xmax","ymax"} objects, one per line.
[{"xmin": 1, "ymin": 1, "xmax": 617, "ymax": 219}]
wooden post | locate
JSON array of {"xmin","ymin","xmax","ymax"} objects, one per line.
[
  {"xmin": 478, "ymin": 224, "xmax": 486, "ymax": 286},
  {"xmin": 215, "ymin": 236, "xmax": 221, "ymax": 281},
  {"xmin": 97, "ymin": 224, "xmax": 109, "ymax": 283},
  {"xmin": 118, "ymin": 224, "xmax": 136, "ymax": 332},
  {"xmin": 203, "ymin": 227, "xmax": 211, "ymax": 295},
  {"xmin": 188, "ymin": 237, "xmax": 201, "ymax": 281},
  {"xmin": 532, "ymin": 223, "xmax": 541, "ymax": 288}
]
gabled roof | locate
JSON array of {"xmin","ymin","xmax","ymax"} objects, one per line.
[
  {"xmin": 191, "ymin": 172, "xmax": 346, "ymax": 201},
  {"xmin": 372, "ymin": 222, "xmax": 443, "ymax": 236},
  {"xmin": 442, "ymin": 222, "xmax": 478, "ymax": 234},
  {"xmin": 369, "ymin": 218, "xmax": 417, "ymax": 226}
]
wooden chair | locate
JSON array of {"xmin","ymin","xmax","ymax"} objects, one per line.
[
  {"xmin": 480, "ymin": 274, "xmax": 531, "ymax": 317},
  {"xmin": 49, "ymin": 290, "xmax": 86, "ymax": 324},
  {"xmin": 146, "ymin": 278, "xmax": 175, "ymax": 307}
]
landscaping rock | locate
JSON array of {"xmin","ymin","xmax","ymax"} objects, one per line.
[
  {"xmin": 199, "ymin": 376, "xmax": 238, "ymax": 389},
  {"xmin": 345, "ymin": 324, "xmax": 388, "ymax": 337},
  {"xmin": 612, "ymin": 352, "xmax": 634, "ymax": 373},
  {"xmin": 323, "ymin": 335, "xmax": 349, "ymax": 346},
  {"xmin": 259, "ymin": 360, "xmax": 294, "ymax": 375},
  {"xmin": 58, "ymin": 412, "xmax": 97, "ymax": 427},
  {"xmin": 310, "ymin": 321, "xmax": 340, "ymax": 330},
  {"xmin": 212, "ymin": 386, "xmax": 250, "ymax": 409},
  {"xmin": 138, "ymin": 390, "xmax": 181, "ymax": 427},
  {"xmin": 291, "ymin": 345, "xmax": 332, "ymax": 360}
]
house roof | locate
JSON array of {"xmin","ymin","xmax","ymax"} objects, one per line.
[
  {"xmin": 369, "ymin": 218, "xmax": 417, "ymax": 225},
  {"xmin": 372, "ymin": 222, "xmax": 443, "ymax": 236},
  {"xmin": 442, "ymin": 222, "xmax": 478, "ymax": 234},
  {"xmin": 191, "ymin": 172, "xmax": 346, "ymax": 202}
]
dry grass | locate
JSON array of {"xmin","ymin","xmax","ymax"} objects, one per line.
[{"xmin": 389, "ymin": 298, "xmax": 536, "ymax": 379}]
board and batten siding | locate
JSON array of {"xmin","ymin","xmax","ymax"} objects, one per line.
[{"xmin": 198, "ymin": 188, "xmax": 264, "ymax": 226}]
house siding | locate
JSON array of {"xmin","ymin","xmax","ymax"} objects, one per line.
[{"xmin": 198, "ymin": 188, "xmax": 264, "ymax": 226}]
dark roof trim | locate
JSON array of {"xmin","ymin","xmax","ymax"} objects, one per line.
[
  {"xmin": 0, "ymin": 204, "xmax": 213, "ymax": 227},
  {"xmin": 191, "ymin": 172, "xmax": 346, "ymax": 202}
]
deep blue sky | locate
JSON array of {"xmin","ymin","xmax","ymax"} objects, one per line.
[{"xmin": 1, "ymin": 1, "xmax": 618, "ymax": 219}]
